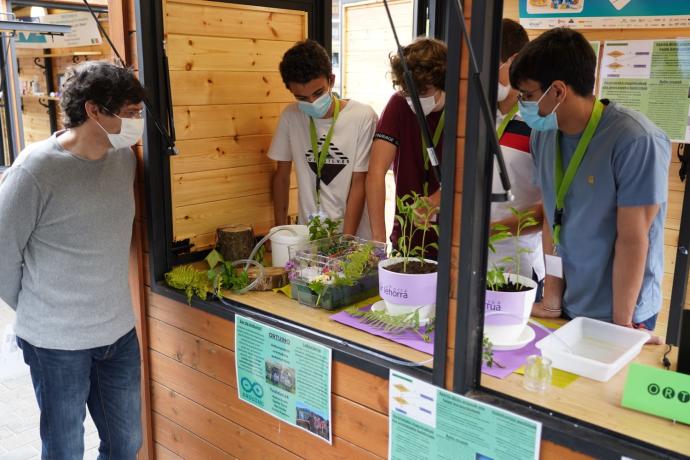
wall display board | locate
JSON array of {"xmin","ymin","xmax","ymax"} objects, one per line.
[
  {"xmin": 389, "ymin": 371, "xmax": 541, "ymax": 460},
  {"xmin": 16, "ymin": 12, "xmax": 102, "ymax": 48},
  {"xmin": 235, "ymin": 315, "xmax": 333, "ymax": 444},
  {"xmin": 519, "ymin": 0, "xmax": 690, "ymax": 29},
  {"xmin": 598, "ymin": 39, "xmax": 690, "ymax": 143}
]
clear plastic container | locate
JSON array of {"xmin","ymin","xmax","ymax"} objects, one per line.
[
  {"xmin": 535, "ymin": 317, "xmax": 649, "ymax": 382},
  {"xmin": 286, "ymin": 235, "xmax": 386, "ymax": 310}
]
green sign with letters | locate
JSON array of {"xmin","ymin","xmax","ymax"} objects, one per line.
[
  {"xmin": 235, "ymin": 315, "xmax": 333, "ymax": 443},
  {"xmin": 622, "ymin": 363, "xmax": 690, "ymax": 424}
]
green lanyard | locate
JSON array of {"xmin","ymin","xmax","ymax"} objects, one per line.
[
  {"xmin": 309, "ymin": 97, "xmax": 340, "ymax": 207},
  {"xmin": 496, "ymin": 104, "xmax": 519, "ymax": 140},
  {"xmin": 552, "ymin": 99, "xmax": 605, "ymax": 247},
  {"xmin": 421, "ymin": 110, "xmax": 446, "ymax": 176}
]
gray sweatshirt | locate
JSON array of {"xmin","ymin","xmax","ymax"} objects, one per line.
[{"xmin": 0, "ymin": 132, "xmax": 136, "ymax": 350}]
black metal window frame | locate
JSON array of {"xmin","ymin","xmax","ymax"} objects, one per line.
[
  {"xmin": 450, "ymin": 2, "xmax": 687, "ymax": 459},
  {"xmin": 137, "ymin": 0, "xmax": 455, "ymax": 383}
]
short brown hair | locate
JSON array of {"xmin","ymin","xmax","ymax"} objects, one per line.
[
  {"xmin": 500, "ymin": 18, "xmax": 528, "ymax": 63},
  {"xmin": 390, "ymin": 37, "xmax": 447, "ymax": 94},
  {"xmin": 279, "ymin": 39, "xmax": 332, "ymax": 88}
]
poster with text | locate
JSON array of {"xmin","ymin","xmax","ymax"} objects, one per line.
[
  {"xmin": 599, "ymin": 40, "xmax": 690, "ymax": 143},
  {"xmin": 235, "ymin": 315, "xmax": 332, "ymax": 444},
  {"xmin": 15, "ymin": 12, "xmax": 102, "ymax": 49},
  {"xmin": 389, "ymin": 371, "xmax": 541, "ymax": 460},
  {"xmin": 519, "ymin": 0, "xmax": 690, "ymax": 29}
]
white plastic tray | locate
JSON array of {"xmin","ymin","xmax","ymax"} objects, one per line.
[{"xmin": 535, "ymin": 317, "xmax": 649, "ymax": 382}]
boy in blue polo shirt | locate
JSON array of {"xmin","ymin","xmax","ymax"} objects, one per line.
[{"xmin": 509, "ymin": 28, "xmax": 670, "ymax": 342}]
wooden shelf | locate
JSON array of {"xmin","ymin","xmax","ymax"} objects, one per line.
[{"xmin": 18, "ymin": 51, "xmax": 102, "ymax": 59}]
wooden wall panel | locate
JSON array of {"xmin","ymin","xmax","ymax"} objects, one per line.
[
  {"xmin": 167, "ymin": 34, "xmax": 294, "ymax": 72},
  {"xmin": 342, "ymin": 0, "xmax": 414, "ymax": 115},
  {"xmin": 165, "ymin": 0, "xmax": 306, "ymax": 41},
  {"xmin": 146, "ymin": 290, "xmax": 392, "ymax": 458},
  {"xmin": 166, "ymin": 0, "xmax": 303, "ymax": 250}
]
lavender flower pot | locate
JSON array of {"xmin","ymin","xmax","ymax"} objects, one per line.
[
  {"xmin": 378, "ymin": 257, "xmax": 438, "ymax": 321},
  {"xmin": 484, "ymin": 274, "xmax": 537, "ymax": 343}
]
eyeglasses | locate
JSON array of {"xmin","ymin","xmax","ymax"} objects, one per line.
[
  {"xmin": 105, "ymin": 107, "xmax": 145, "ymax": 119},
  {"xmin": 121, "ymin": 109, "xmax": 145, "ymax": 119},
  {"xmin": 518, "ymin": 83, "xmax": 553, "ymax": 104},
  {"xmin": 516, "ymin": 88, "xmax": 542, "ymax": 104}
]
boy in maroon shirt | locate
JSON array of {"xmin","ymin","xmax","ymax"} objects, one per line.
[{"xmin": 366, "ymin": 38, "xmax": 447, "ymax": 257}]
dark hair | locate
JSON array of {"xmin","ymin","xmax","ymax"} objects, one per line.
[
  {"xmin": 500, "ymin": 18, "xmax": 528, "ymax": 63},
  {"xmin": 509, "ymin": 27, "xmax": 595, "ymax": 97},
  {"xmin": 279, "ymin": 39, "xmax": 332, "ymax": 87},
  {"xmin": 390, "ymin": 37, "xmax": 447, "ymax": 94},
  {"xmin": 60, "ymin": 61, "xmax": 145, "ymax": 128}
]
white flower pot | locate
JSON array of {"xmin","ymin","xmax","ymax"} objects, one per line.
[
  {"xmin": 378, "ymin": 257, "xmax": 438, "ymax": 321},
  {"xmin": 484, "ymin": 273, "xmax": 537, "ymax": 343}
]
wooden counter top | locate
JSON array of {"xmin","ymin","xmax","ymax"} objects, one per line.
[
  {"xmin": 218, "ymin": 289, "xmax": 688, "ymax": 454},
  {"xmin": 482, "ymin": 327, "xmax": 689, "ymax": 456},
  {"xmin": 221, "ymin": 289, "xmax": 433, "ymax": 368}
]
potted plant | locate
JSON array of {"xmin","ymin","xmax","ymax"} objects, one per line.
[
  {"xmin": 378, "ymin": 192, "xmax": 439, "ymax": 322},
  {"xmin": 285, "ymin": 236, "xmax": 386, "ymax": 310},
  {"xmin": 484, "ymin": 208, "xmax": 539, "ymax": 346}
]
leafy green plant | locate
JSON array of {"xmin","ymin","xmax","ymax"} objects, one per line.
[
  {"xmin": 346, "ymin": 306, "xmax": 435, "ymax": 343},
  {"xmin": 483, "ymin": 336, "xmax": 495, "ymax": 367},
  {"xmin": 510, "ymin": 208, "xmax": 538, "ymax": 290},
  {"xmin": 308, "ymin": 279, "xmax": 328, "ymax": 307},
  {"xmin": 487, "ymin": 223, "xmax": 513, "ymax": 291},
  {"xmin": 394, "ymin": 191, "xmax": 439, "ymax": 272},
  {"xmin": 333, "ymin": 243, "xmax": 374, "ymax": 287},
  {"xmin": 205, "ymin": 249, "xmax": 250, "ymax": 296},
  {"xmin": 486, "ymin": 208, "xmax": 538, "ymax": 291},
  {"xmin": 308, "ymin": 215, "xmax": 342, "ymax": 241},
  {"xmin": 164, "ymin": 265, "xmax": 214, "ymax": 305}
]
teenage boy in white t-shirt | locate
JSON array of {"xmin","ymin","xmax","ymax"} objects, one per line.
[{"xmin": 269, "ymin": 39, "xmax": 377, "ymax": 238}]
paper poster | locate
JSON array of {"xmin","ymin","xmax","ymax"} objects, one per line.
[
  {"xmin": 389, "ymin": 371, "xmax": 541, "ymax": 460},
  {"xmin": 235, "ymin": 315, "xmax": 333, "ymax": 444},
  {"xmin": 598, "ymin": 40, "xmax": 690, "ymax": 143},
  {"xmin": 519, "ymin": 0, "xmax": 690, "ymax": 29},
  {"xmin": 16, "ymin": 12, "xmax": 102, "ymax": 49}
]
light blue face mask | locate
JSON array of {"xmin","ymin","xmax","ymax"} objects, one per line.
[
  {"xmin": 518, "ymin": 85, "xmax": 562, "ymax": 131},
  {"xmin": 298, "ymin": 92, "xmax": 333, "ymax": 119}
]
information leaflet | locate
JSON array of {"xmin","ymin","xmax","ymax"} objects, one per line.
[
  {"xmin": 389, "ymin": 371, "xmax": 541, "ymax": 460},
  {"xmin": 599, "ymin": 39, "xmax": 690, "ymax": 143},
  {"xmin": 235, "ymin": 315, "xmax": 332, "ymax": 444}
]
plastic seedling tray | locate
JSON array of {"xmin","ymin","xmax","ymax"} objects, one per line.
[
  {"xmin": 290, "ymin": 274, "xmax": 379, "ymax": 311},
  {"xmin": 535, "ymin": 317, "xmax": 649, "ymax": 382}
]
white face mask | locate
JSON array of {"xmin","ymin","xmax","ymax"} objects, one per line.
[
  {"xmin": 497, "ymin": 83, "xmax": 511, "ymax": 102},
  {"xmin": 95, "ymin": 113, "xmax": 145, "ymax": 149},
  {"xmin": 406, "ymin": 93, "xmax": 438, "ymax": 116}
]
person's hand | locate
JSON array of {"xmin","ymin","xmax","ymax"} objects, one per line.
[
  {"xmin": 617, "ymin": 322, "xmax": 665, "ymax": 345},
  {"xmin": 643, "ymin": 334, "xmax": 664, "ymax": 345}
]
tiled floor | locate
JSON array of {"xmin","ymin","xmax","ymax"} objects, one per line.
[{"xmin": 0, "ymin": 302, "xmax": 101, "ymax": 460}]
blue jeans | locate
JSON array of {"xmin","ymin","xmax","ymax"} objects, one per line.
[{"xmin": 18, "ymin": 328, "xmax": 142, "ymax": 460}]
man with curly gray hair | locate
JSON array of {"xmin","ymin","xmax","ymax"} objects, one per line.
[{"xmin": 0, "ymin": 60, "xmax": 145, "ymax": 459}]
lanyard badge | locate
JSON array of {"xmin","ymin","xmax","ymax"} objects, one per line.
[
  {"xmin": 309, "ymin": 97, "xmax": 340, "ymax": 209},
  {"xmin": 552, "ymin": 99, "xmax": 604, "ymax": 247}
]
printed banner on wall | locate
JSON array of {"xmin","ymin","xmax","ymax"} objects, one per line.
[
  {"xmin": 519, "ymin": 0, "xmax": 690, "ymax": 29},
  {"xmin": 598, "ymin": 39, "xmax": 690, "ymax": 143},
  {"xmin": 388, "ymin": 371, "xmax": 541, "ymax": 460},
  {"xmin": 235, "ymin": 315, "xmax": 333, "ymax": 444},
  {"xmin": 16, "ymin": 12, "xmax": 102, "ymax": 49}
]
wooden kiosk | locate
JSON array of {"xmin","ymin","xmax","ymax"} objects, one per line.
[{"xmin": 99, "ymin": 0, "xmax": 690, "ymax": 458}]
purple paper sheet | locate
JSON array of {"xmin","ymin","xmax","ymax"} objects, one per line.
[
  {"xmin": 481, "ymin": 323, "xmax": 548, "ymax": 379},
  {"xmin": 330, "ymin": 306, "xmax": 434, "ymax": 355}
]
